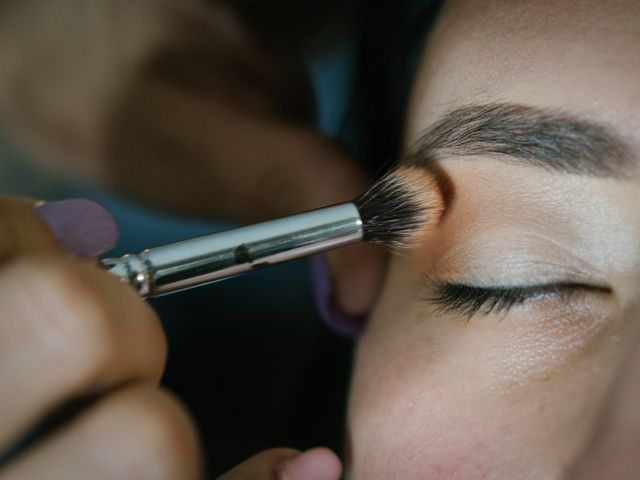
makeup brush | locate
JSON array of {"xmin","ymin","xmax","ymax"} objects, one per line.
[{"xmin": 101, "ymin": 167, "xmax": 443, "ymax": 297}]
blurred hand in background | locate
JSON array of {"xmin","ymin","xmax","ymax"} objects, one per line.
[{"xmin": 0, "ymin": 0, "xmax": 383, "ymax": 319}]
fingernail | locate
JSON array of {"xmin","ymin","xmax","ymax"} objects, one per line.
[
  {"xmin": 278, "ymin": 448, "xmax": 342, "ymax": 480},
  {"xmin": 309, "ymin": 254, "xmax": 365, "ymax": 338},
  {"xmin": 35, "ymin": 199, "xmax": 119, "ymax": 258}
]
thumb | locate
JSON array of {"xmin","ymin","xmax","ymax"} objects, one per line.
[{"xmin": 217, "ymin": 447, "xmax": 342, "ymax": 480}]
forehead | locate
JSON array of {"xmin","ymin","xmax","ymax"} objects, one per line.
[{"xmin": 405, "ymin": 0, "xmax": 640, "ymax": 163}]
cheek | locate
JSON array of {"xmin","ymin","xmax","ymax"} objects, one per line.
[
  {"xmin": 489, "ymin": 300, "xmax": 618, "ymax": 395},
  {"xmin": 348, "ymin": 373, "xmax": 498, "ymax": 479},
  {"xmin": 345, "ymin": 263, "xmax": 620, "ymax": 479},
  {"xmin": 347, "ymin": 356, "xmax": 551, "ymax": 480},
  {"xmin": 347, "ymin": 335, "xmax": 601, "ymax": 480}
]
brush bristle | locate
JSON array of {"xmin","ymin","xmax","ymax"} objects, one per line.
[{"xmin": 354, "ymin": 167, "xmax": 444, "ymax": 249}]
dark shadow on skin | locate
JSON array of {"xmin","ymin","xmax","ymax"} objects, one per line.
[{"xmin": 0, "ymin": 394, "xmax": 100, "ymax": 469}]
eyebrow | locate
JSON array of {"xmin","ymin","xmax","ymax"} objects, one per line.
[{"xmin": 403, "ymin": 103, "xmax": 633, "ymax": 178}]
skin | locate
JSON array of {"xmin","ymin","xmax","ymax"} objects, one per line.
[
  {"xmin": 0, "ymin": 199, "xmax": 201, "ymax": 480},
  {"xmin": 347, "ymin": 1, "xmax": 640, "ymax": 478}
]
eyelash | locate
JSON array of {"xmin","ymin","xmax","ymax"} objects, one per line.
[{"xmin": 429, "ymin": 283, "xmax": 608, "ymax": 318}]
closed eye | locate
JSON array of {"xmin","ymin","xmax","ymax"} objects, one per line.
[{"xmin": 429, "ymin": 282, "xmax": 612, "ymax": 318}]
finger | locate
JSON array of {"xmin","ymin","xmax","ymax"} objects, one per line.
[
  {"xmin": 217, "ymin": 447, "xmax": 342, "ymax": 480},
  {"xmin": 0, "ymin": 198, "xmax": 60, "ymax": 262},
  {"xmin": 325, "ymin": 244, "xmax": 385, "ymax": 320},
  {"xmin": 217, "ymin": 448, "xmax": 298, "ymax": 480},
  {"xmin": 309, "ymin": 245, "xmax": 385, "ymax": 338},
  {"xmin": 0, "ymin": 197, "xmax": 118, "ymax": 262},
  {"xmin": 0, "ymin": 385, "xmax": 202, "ymax": 480},
  {"xmin": 0, "ymin": 256, "xmax": 166, "ymax": 451}
]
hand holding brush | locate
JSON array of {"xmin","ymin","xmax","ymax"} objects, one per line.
[{"xmin": 0, "ymin": 167, "xmax": 442, "ymax": 480}]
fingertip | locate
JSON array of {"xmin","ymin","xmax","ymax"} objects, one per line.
[
  {"xmin": 278, "ymin": 447, "xmax": 342, "ymax": 480},
  {"xmin": 327, "ymin": 243, "xmax": 385, "ymax": 313},
  {"xmin": 309, "ymin": 244, "xmax": 385, "ymax": 338},
  {"xmin": 309, "ymin": 254, "xmax": 364, "ymax": 338}
]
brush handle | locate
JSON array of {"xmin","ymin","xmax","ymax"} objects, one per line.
[{"xmin": 100, "ymin": 203, "xmax": 362, "ymax": 297}]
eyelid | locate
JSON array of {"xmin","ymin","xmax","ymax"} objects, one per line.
[{"xmin": 427, "ymin": 281, "xmax": 612, "ymax": 318}]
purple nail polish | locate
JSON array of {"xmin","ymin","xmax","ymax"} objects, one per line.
[
  {"xmin": 309, "ymin": 254, "xmax": 365, "ymax": 338},
  {"xmin": 35, "ymin": 199, "xmax": 119, "ymax": 258}
]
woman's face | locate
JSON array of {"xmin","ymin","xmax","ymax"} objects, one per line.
[{"xmin": 347, "ymin": 1, "xmax": 640, "ymax": 478}]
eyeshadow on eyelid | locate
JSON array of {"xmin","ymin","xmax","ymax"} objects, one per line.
[
  {"xmin": 418, "ymin": 227, "xmax": 611, "ymax": 287},
  {"xmin": 413, "ymin": 159, "xmax": 638, "ymax": 268}
]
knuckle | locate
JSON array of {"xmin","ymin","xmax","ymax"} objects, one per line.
[{"xmin": 106, "ymin": 388, "xmax": 202, "ymax": 480}]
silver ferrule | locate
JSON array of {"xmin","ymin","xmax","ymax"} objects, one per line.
[{"xmin": 101, "ymin": 203, "xmax": 362, "ymax": 297}]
